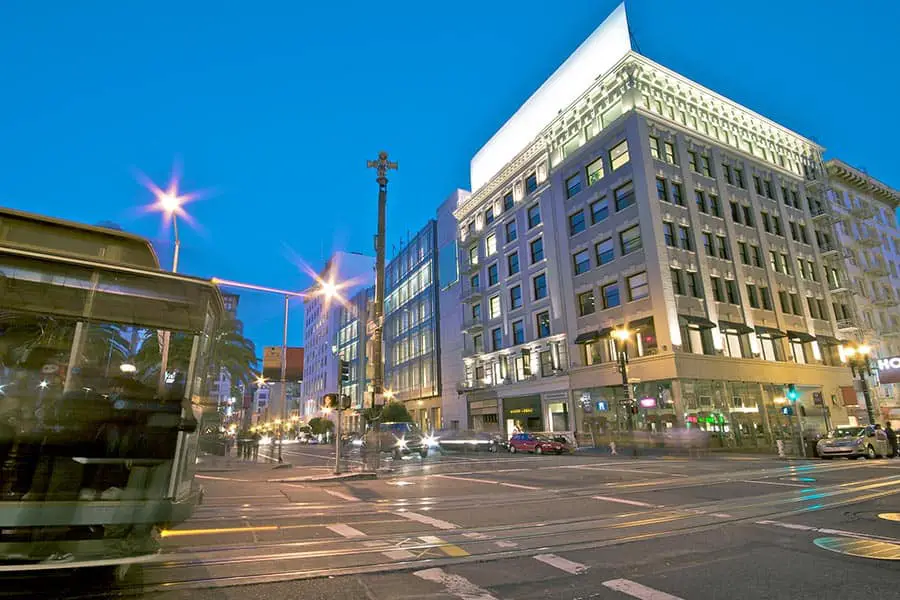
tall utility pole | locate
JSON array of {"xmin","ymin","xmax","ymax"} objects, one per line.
[{"xmin": 366, "ymin": 151, "xmax": 398, "ymax": 411}]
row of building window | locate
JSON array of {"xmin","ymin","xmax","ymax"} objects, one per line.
[
  {"xmin": 575, "ymin": 271, "xmax": 649, "ymax": 316},
  {"xmin": 471, "ymin": 310, "xmax": 552, "ymax": 354}
]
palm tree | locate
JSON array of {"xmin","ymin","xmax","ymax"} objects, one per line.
[{"xmin": 212, "ymin": 318, "xmax": 258, "ymax": 389}]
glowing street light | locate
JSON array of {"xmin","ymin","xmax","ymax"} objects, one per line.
[{"xmin": 842, "ymin": 342, "xmax": 876, "ymax": 424}]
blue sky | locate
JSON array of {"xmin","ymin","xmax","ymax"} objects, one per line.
[{"xmin": 1, "ymin": 0, "xmax": 897, "ymax": 354}]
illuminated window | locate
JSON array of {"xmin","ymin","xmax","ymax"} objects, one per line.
[
  {"xmin": 609, "ymin": 140, "xmax": 630, "ymax": 170},
  {"xmin": 489, "ymin": 295, "xmax": 501, "ymax": 319},
  {"xmin": 578, "ymin": 290, "xmax": 595, "ymax": 316},
  {"xmin": 586, "ymin": 157, "xmax": 604, "ymax": 186},
  {"xmin": 649, "ymin": 135, "xmax": 661, "ymax": 160},
  {"xmin": 627, "ymin": 272, "xmax": 649, "ymax": 301},
  {"xmin": 485, "ymin": 233, "xmax": 497, "ymax": 256}
]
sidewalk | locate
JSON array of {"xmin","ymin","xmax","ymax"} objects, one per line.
[
  {"xmin": 575, "ymin": 444, "xmax": 816, "ymax": 460},
  {"xmin": 195, "ymin": 451, "xmax": 379, "ymax": 483}
]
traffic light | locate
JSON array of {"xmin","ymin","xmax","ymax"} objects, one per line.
[
  {"xmin": 781, "ymin": 406, "xmax": 794, "ymax": 416},
  {"xmin": 786, "ymin": 384, "xmax": 799, "ymax": 402},
  {"xmin": 340, "ymin": 360, "xmax": 350, "ymax": 384}
]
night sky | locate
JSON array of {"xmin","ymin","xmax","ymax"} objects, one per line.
[{"xmin": 1, "ymin": 0, "xmax": 896, "ymax": 354}]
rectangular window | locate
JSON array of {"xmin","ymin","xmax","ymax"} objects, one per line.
[
  {"xmin": 799, "ymin": 224, "xmax": 809, "ymax": 244},
  {"xmin": 664, "ymin": 142, "xmax": 677, "ymax": 164},
  {"xmin": 663, "ymin": 222, "xmax": 676, "ymax": 247},
  {"xmin": 769, "ymin": 251, "xmax": 780, "ymax": 272},
  {"xmin": 503, "ymin": 191, "xmax": 514, "ymax": 211},
  {"xmin": 512, "ymin": 320, "xmax": 525, "ymax": 345},
  {"xmin": 586, "ymin": 157, "xmax": 604, "ymax": 186},
  {"xmin": 709, "ymin": 194, "xmax": 721, "ymax": 217},
  {"xmin": 779, "ymin": 290, "xmax": 790, "ymax": 313},
  {"xmin": 469, "ymin": 245, "xmax": 478, "ymax": 266},
  {"xmin": 615, "ymin": 181, "xmax": 636, "ymax": 211},
  {"xmin": 533, "ymin": 273, "xmax": 548, "ymax": 300},
  {"xmin": 507, "ymin": 252, "xmax": 519, "ymax": 275},
  {"xmin": 807, "ymin": 297, "xmax": 819, "ymax": 319},
  {"xmin": 656, "ymin": 178, "xmax": 669, "ymax": 202},
  {"xmin": 716, "ymin": 235, "xmax": 730, "ymax": 259},
  {"xmin": 491, "ymin": 327, "xmax": 502, "ymax": 351},
  {"xmin": 473, "ymin": 333, "xmax": 483, "ymax": 353},
  {"xmin": 797, "ymin": 258, "xmax": 807, "ymax": 280},
  {"xmin": 688, "ymin": 150, "xmax": 698, "ymax": 172},
  {"xmin": 791, "ymin": 190, "xmax": 800, "ymax": 209},
  {"xmin": 773, "ymin": 215, "xmax": 783, "ymax": 236},
  {"xmin": 735, "ymin": 168, "xmax": 745, "ymax": 189},
  {"xmin": 596, "ymin": 237, "xmax": 614, "ymax": 265},
  {"xmin": 578, "ymin": 290, "xmax": 595, "ymax": 316},
  {"xmin": 472, "ymin": 303, "xmax": 481, "ymax": 320},
  {"xmin": 569, "ymin": 210, "xmax": 586, "ymax": 235},
  {"xmin": 540, "ymin": 350, "xmax": 554, "ymax": 376},
  {"xmin": 620, "ymin": 225, "xmax": 642, "ymax": 255},
  {"xmin": 789, "ymin": 221, "xmax": 799, "ymax": 241},
  {"xmin": 723, "ymin": 163, "xmax": 733, "ymax": 185},
  {"xmin": 699, "ymin": 155, "xmax": 712, "ymax": 177},
  {"xmin": 649, "ymin": 135, "xmax": 661, "ymax": 160},
  {"xmin": 601, "ymin": 282, "xmax": 620, "ymax": 309},
  {"xmin": 525, "ymin": 172, "xmax": 538, "ymax": 194},
  {"xmin": 752, "ymin": 245, "xmax": 763, "ymax": 267},
  {"xmin": 535, "ymin": 311, "xmax": 551, "ymax": 338},
  {"xmin": 695, "ymin": 190, "xmax": 707, "ymax": 213},
  {"xmin": 566, "ymin": 173, "xmax": 582, "ymax": 198},
  {"xmin": 590, "ymin": 197, "xmax": 609, "ymax": 224},
  {"xmin": 505, "ymin": 220, "xmax": 517, "ymax": 243},
  {"xmin": 679, "ymin": 226, "xmax": 694, "ymax": 251},
  {"xmin": 746, "ymin": 284, "xmax": 759, "ymax": 308},
  {"xmin": 527, "ymin": 204, "xmax": 541, "ymax": 228},
  {"xmin": 781, "ymin": 253, "xmax": 791, "ymax": 275},
  {"xmin": 485, "ymin": 207, "xmax": 495, "ymax": 225},
  {"xmin": 725, "ymin": 279, "xmax": 739, "ymax": 304},
  {"xmin": 470, "ymin": 273, "xmax": 480, "ymax": 290},
  {"xmin": 609, "ymin": 140, "xmax": 630, "ymax": 170},
  {"xmin": 702, "ymin": 232, "xmax": 714, "ymax": 255},
  {"xmin": 739, "ymin": 242, "xmax": 750, "ymax": 265},
  {"xmin": 762, "ymin": 212, "xmax": 772, "ymax": 233},
  {"xmin": 530, "ymin": 237, "xmax": 544, "ymax": 263},
  {"xmin": 573, "ymin": 249, "xmax": 591, "ymax": 275},
  {"xmin": 731, "ymin": 201, "xmax": 742, "ymax": 223},
  {"xmin": 489, "ymin": 295, "xmax": 501, "ymax": 319},
  {"xmin": 711, "ymin": 276, "xmax": 724, "ymax": 302},
  {"xmin": 688, "ymin": 271, "xmax": 702, "ymax": 298},
  {"xmin": 808, "ymin": 261, "xmax": 818, "ymax": 281},
  {"xmin": 510, "ymin": 285, "xmax": 522, "ymax": 309},
  {"xmin": 488, "ymin": 263, "xmax": 499, "ymax": 286},
  {"xmin": 485, "ymin": 232, "xmax": 497, "ymax": 256},
  {"xmin": 760, "ymin": 286, "xmax": 773, "ymax": 310},
  {"xmin": 754, "ymin": 176, "xmax": 763, "ymax": 195},
  {"xmin": 764, "ymin": 179, "xmax": 774, "ymax": 199},
  {"xmin": 790, "ymin": 293, "xmax": 801, "ymax": 315},
  {"xmin": 742, "ymin": 205, "xmax": 754, "ymax": 227},
  {"xmin": 627, "ymin": 271, "xmax": 649, "ymax": 301},
  {"xmin": 672, "ymin": 182, "xmax": 685, "ymax": 206},
  {"xmin": 671, "ymin": 268, "xmax": 684, "ymax": 295}
]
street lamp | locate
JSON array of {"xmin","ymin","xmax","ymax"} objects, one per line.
[
  {"xmin": 611, "ymin": 328, "xmax": 634, "ymax": 432},
  {"xmin": 843, "ymin": 343, "xmax": 876, "ymax": 425}
]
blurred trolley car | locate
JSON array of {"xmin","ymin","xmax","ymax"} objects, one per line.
[{"xmin": 0, "ymin": 207, "xmax": 224, "ymax": 579}]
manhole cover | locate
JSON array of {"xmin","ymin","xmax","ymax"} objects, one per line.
[
  {"xmin": 878, "ymin": 513, "xmax": 900, "ymax": 523},
  {"xmin": 813, "ymin": 536, "xmax": 900, "ymax": 560}
]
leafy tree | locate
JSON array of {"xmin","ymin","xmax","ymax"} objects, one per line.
[
  {"xmin": 380, "ymin": 402, "xmax": 413, "ymax": 423},
  {"xmin": 308, "ymin": 417, "xmax": 334, "ymax": 435}
]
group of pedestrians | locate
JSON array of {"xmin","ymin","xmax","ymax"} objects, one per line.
[
  {"xmin": 232, "ymin": 430, "xmax": 261, "ymax": 461},
  {"xmin": 883, "ymin": 421, "xmax": 898, "ymax": 457}
]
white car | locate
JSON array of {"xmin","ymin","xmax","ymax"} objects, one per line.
[{"xmin": 817, "ymin": 426, "xmax": 891, "ymax": 459}]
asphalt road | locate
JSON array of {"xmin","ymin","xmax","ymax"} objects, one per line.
[{"xmin": 7, "ymin": 444, "xmax": 900, "ymax": 599}]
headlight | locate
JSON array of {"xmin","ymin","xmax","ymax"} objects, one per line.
[
  {"xmin": 352, "ymin": 439, "xmax": 363, "ymax": 446},
  {"xmin": 423, "ymin": 436, "xmax": 439, "ymax": 447},
  {"xmin": 395, "ymin": 438, "xmax": 408, "ymax": 449}
]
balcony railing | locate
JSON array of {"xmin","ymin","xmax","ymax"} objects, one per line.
[
  {"xmin": 818, "ymin": 243, "xmax": 839, "ymax": 256},
  {"xmin": 836, "ymin": 318, "xmax": 858, "ymax": 330}
]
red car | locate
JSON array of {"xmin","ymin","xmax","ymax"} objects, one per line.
[{"xmin": 508, "ymin": 433, "xmax": 568, "ymax": 455}]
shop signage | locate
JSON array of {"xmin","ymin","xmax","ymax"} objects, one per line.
[
  {"xmin": 508, "ymin": 407, "xmax": 534, "ymax": 415},
  {"xmin": 812, "ymin": 392, "xmax": 824, "ymax": 406},
  {"xmin": 596, "ymin": 401, "xmax": 608, "ymax": 411},
  {"xmin": 876, "ymin": 356, "xmax": 900, "ymax": 384},
  {"xmin": 639, "ymin": 398, "xmax": 657, "ymax": 408}
]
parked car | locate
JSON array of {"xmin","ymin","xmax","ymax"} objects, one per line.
[
  {"xmin": 816, "ymin": 425, "xmax": 891, "ymax": 459},
  {"xmin": 508, "ymin": 433, "xmax": 569, "ymax": 455}
]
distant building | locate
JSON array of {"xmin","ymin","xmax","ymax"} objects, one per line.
[
  {"xmin": 262, "ymin": 346, "xmax": 304, "ymax": 420},
  {"xmin": 301, "ymin": 251, "xmax": 375, "ymax": 418}
]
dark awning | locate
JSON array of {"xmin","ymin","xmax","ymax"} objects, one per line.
[
  {"xmin": 628, "ymin": 316, "xmax": 654, "ymax": 331},
  {"xmin": 787, "ymin": 330, "xmax": 816, "ymax": 343},
  {"xmin": 816, "ymin": 335, "xmax": 842, "ymax": 346},
  {"xmin": 719, "ymin": 320, "xmax": 753, "ymax": 334},
  {"xmin": 597, "ymin": 327, "xmax": 614, "ymax": 338},
  {"xmin": 681, "ymin": 314, "xmax": 716, "ymax": 329},
  {"xmin": 574, "ymin": 330, "xmax": 599, "ymax": 344},
  {"xmin": 755, "ymin": 325, "xmax": 786, "ymax": 338}
]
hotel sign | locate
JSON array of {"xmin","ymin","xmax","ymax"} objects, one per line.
[{"xmin": 876, "ymin": 356, "xmax": 900, "ymax": 384}]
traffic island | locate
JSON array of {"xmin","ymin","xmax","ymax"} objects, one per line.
[{"xmin": 268, "ymin": 471, "xmax": 378, "ymax": 483}]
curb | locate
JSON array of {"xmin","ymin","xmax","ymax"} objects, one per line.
[{"xmin": 268, "ymin": 472, "xmax": 378, "ymax": 483}]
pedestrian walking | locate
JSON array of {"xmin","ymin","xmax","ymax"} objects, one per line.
[
  {"xmin": 251, "ymin": 431, "xmax": 261, "ymax": 462},
  {"xmin": 885, "ymin": 421, "xmax": 898, "ymax": 458}
]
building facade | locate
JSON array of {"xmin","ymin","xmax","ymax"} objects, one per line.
[
  {"xmin": 450, "ymin": 3, "xmax": 884, "ymax": 447},
  {"xmin": 301, "ymin": 251, "xmax": 374, "ymax": 418}
]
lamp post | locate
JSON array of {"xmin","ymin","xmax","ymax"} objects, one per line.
[
  {"xmin": 611, "ymin": 328, "xmax": 633, "ymax": 433},
  {"xmin": 843, "ymin": 343, "xmax": 876, "ymax": 425}
]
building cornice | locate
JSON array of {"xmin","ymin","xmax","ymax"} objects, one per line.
[
  {"xmin": 457, "ymin": 51, "xmax": 825, "ymax": 222},
  {"xmin": 825, "ymin": 158, "xmax": 900, "ymax": 209}
]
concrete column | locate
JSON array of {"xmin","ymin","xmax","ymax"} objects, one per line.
[{"xmin": 670, "ymin": 379, "xmax": 685, "ymax": 427}]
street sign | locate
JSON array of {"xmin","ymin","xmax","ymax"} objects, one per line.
[
  {"xmin": 876, "ymin": 356, "xmax": 900, "ymax": 384},
  {"xmin": 812, "ymin": 392, "xmax": 824, "ymax": 406}
]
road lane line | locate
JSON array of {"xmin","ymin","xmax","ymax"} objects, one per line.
[
  {"xmin": 395, "ymin": 511, "xmax": 459, "ymax": 530},
  {"xmin": 603, "ymin": 578, "xmax": 685, "ymax": 600},
  {"xmin": 592, "ymin": 495, "xmax": 662, "ymax": 508},
  {"xmin": 533, "ymin": 553, "xmax": 588, "ymax": 574},
  {"xmin": 495, "ymin": 540, "xmax": 518, "ymax": 548},
  {"xmin": 756, "ymin": 520, "xmax": 900, "ymax": 543},
  {"xmin": 419, "ymin": 535, "xmax": 470, "ymax": 557},
  {"xmin": 414, "ymin": 568, "xmax": 499, "ymax": 600},
  {"xmin": 326, "ymin": 524, "xmax": 367, "ymax": 538},
  {"xmin": 321, "ymin": 488, "xmax": 362, "ymax": 502},
  {"xmin": 383, "ymin": 549, "xmax": 416, "ymax": 560},
  {"xmin": 499, "ymin": 482, "xmax": 542, "ymax": 490},
  {"xmin": 741, "ymin": 479, "xmax": 806, "ymax": 487},
  {"xmin": 196, "ymin": 474, "xmax": 252, "ymax": 482},
  {"xmin": 161, "ymin": 525, "xmax": 278, "ymax": 538},
  {"xmin": 434, "ymin": 473, "xmax": 542, "ymax": 491}
]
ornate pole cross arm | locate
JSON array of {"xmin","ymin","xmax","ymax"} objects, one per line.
[{"xmin": 367, "ymin": 151, "xmax": 398, "ymax": 181}]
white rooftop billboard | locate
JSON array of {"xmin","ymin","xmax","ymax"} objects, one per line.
[{"xmin": 469, "ymin": 2, "xmax": 631, "ymax": 192}]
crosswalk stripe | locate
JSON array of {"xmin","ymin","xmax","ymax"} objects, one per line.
[
  {"xmin": 603, "ymin": 578, "xmax": 685, "ymax": 600},
  {"xmin": 395, "ymin": 511, "xmax": 459, "ymax": 530},
  {"xmin": 414, "ymin": 567, "xmax": 498, "ymax": 600},
  {"xmin": 326, "ymin": 524, "xmax": 366, "ymax": 538},
  {"xmin": 534, "ymin": 553, "xmax": 588, "ymax": 574}
]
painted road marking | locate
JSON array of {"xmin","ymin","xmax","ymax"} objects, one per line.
[
  {"xmin": 414, "ymin": 567, "xmax": 499, "ymax": 600},
  {"xmin": 321, "ymin": 488, "xmax": 361, "ymax": 502},
  {"xmin": 326, "ymin": 524, "xmax": 367, "ymax": 538},
  {"xmin": 395, "ymin": 511, "xmax": 459, "ymax": 530},
  {"xmin": 533, "ymin": 553, "xmax": 588, "ymax": 574},
  {"xmin": 383, "ymin": 549, "xmax": 416, "ymax": 560},
  {"xmin": 814, "ymin": 536, "xmax": 900, "ymax": 560},
  {"xmin": 592, "ymin": 495, "xmax": 662, "ymax": 508},
  {"xmin": 462, "ymin": 532, "xmax": 490, "ymax": 540},
  {"xmin": 495, "ymin": 540, "xmax": 518, "ymax": 548},
  {"xmin": 756, "ymin": 520, "xmax": 900, "ymax": 543},
  {"xmin": 878, "ymin": 513, "xmax": 900, "ymax": 522},
  {"xmin": 573, "ymin": 465, "xmax": 688, "ymax": 477},
  {"xmin": 434, "ymin": 473, "xmax": 542, "ymax": 491},
  {"xmin": 195, "ymin": 474, "xmax": 252, "ymax": 482},
  {"xmin": 741, "ymin": 479, "xmax": 806, "ymax": 487},
  {"xmin": 160, "ymin": 525, "xmax": 278, "ymax": 538},
  {"xmin": 419, "ymin": 535, "xmax": 470, "ymax": 557},
  {"xmin": 603, "ymin": 578, "xmax": 685, "ymax": 600}
]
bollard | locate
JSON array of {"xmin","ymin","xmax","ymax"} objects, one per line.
[
  {"xmin": 776, "ymin": 439, "xmax": 786, "ymax": 458},
  {"xmin": 610, "ymin": 441, "xmax": 617, "ymax": 455}
]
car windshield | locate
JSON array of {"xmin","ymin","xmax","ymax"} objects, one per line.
[
  {"xmin": 828, "ymin": 427, "xmax": 865, "ymax": 438},
  {"xmin": 380, "ymin": 422, "xmax": 419, "ymax": 435}
]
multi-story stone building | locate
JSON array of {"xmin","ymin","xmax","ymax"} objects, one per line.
[{"xmin": 452, "ymin": 3, "xmax": 883, "ymax": 446}]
